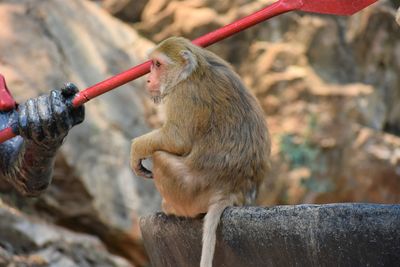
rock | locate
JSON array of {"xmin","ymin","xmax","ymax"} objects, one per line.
[
  {"xmin": 140, "ymin": 204, "xmax": 400, "ymax": 267},
  {"xmin": 101, "ymin": 0, "xmax": 149, "ymax": 22},
  {"xmin": 268, "ymin": 119, "xmax": 400, "ymax": 205},
  {"xmin": 137, "ymin": 0, "xmax": 224, "ymax": 43},
  {"xmin": 346, "ymin": 3, "xmax": 400, "ymax": 134},
  {"xmin": 313, "ymin": 126, "xmax": 400, "ymax": 204},
  {"xmin": 0, "ymin": 0, "xmax": 159, "ymax": 265},
  {"xmin": 0, "ymin": 202, "xmax": 132, "ymax": 267}
]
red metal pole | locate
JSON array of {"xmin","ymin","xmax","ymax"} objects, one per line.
[
  {"xmin": 72, "ymin": 61, "xmax": 152, "ymax": 106},
  {"xmin": 0, "ymin": 127, "xmax": 15, "ymax": 143}
]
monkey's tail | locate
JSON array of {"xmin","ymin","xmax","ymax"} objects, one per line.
[{"xmin": 200, "ymin": 199, "xmax": 231, "ymax": 267}]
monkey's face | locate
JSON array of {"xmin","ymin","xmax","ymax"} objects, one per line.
[
  {"xmin": 147, "ymin": 52, "xmax": 180, "ymax": 103},
  {"xmin": 146, "ymin": 40, "xmax": 198, "ymax": 104},
  {"xmin": 147, "ymin": 57, "xmax": 163, "ymax": 97}
]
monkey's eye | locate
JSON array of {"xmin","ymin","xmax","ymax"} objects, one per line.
[{"xmin": 154, "ymin": 60, "xmax": 161, "ymax": 68}]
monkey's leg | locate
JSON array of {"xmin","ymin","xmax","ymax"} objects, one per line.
[
  {"xmin": 153, "ymin": 151, "xmax": 210, "ymax": 217},
  {"xmin": 161, "ymin": 199, "xmax": 178, "ymax": 215},
  {"xmin": 152, "ymin": 150, "xmax": 188, "ymax": 211},
  {"xmin": 131, "ymin": 128, "xmax": 187, "ymax": 178}
]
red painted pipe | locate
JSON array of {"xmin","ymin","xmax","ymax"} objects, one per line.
[{"xmin": 0, "ymin": 0, "xmax": 377, "ymax": 143}]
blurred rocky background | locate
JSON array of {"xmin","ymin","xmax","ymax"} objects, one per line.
[{"xmin": 0, "ymin": 0, "xmax": 399, "ymax": 266}]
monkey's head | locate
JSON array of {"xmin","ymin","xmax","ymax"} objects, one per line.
[{"xmin": 147, "ymin": 37, "xmax": 201, "ymax": 103}]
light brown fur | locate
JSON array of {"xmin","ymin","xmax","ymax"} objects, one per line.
[{"xmin": 131, "ymin": 37, "xmax": 270, "ymax": 267}]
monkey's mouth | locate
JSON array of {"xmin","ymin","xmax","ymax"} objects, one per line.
[
  {"xmin": 147, "ymin": 88, "xmax": 161, "ymax": 97},
  {"xmin": 148, "ymin": 88, "xmax": 159, "ymax": 94},
  {"xmin": 148, "ymin": 89, "xmax": 162, "ymax": 104},
  {"xmin": 151, "ymin": 94, "xmax": 162, "ymax": 104}
]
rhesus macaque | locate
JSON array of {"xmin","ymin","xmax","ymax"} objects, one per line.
[{"xmin": 131, "ymin": 37, "xmax": 270, "ymax": 267}]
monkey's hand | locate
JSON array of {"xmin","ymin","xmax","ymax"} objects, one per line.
[
  {"xmin": 131, "ymin": 138, "xmax": 153, "ymax": 179},
  {"xmin": 14, "ymin": 83, "xmax": 85, "ymax": 151},
  {"xmin": 130, "ymin": 129, "xmax": 187, "ymax": 179},
  {"xmin": 132, "ymin": 158, "xmax": 153, "ymax": 179}
]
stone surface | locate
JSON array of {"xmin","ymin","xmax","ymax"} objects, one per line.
[
  {"xmin": 0, "ymin": 0, "xmax": 159, "ymax": 265},
  {"xmin": 101, "ymin": 0, "xmax": 149, "ymax": 22},
  {"xmin": 141, "ymin": 204, "xmax": 400, "ymax": 267},
  {"xmin": 0, "ymin": 202, "xmax": 132, "ymax": 267}
]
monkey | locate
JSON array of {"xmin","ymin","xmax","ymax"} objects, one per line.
[{"xmin": 130, "ymin": 37, "xmax": 270, "ymax": 267}]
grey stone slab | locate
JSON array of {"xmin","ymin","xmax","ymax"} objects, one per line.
[{"xmin": 140, "ymin": 204, "xmax": 400, "ymax": 267}]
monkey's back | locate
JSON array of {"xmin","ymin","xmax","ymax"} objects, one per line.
[{"xmin": 184, "ymin": 55, "xmax": 270, "ymax": 204}]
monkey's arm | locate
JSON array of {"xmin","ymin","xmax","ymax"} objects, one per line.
[{"xmin": 131, "ymin": 126, "xmax": 188, "ymax": 178}]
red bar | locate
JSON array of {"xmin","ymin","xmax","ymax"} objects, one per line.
[
  {"xmin": 0, "ymin": 127, "xmax": 16, "ymax": 143},
  {"xmin": 73, "ymin": 61, "xmax": 152, "ymax": 106}
]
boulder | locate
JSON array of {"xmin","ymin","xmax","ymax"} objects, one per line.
[
  {"xmin": 0, "ymin": 0, "xmax": 159, "ymax": 265},
  {"xmin": 100, "ymin": 0, "xmax": 149, "ymax": 22},
  {"xmin": 140, "ymin": 204, "xmax": 400, "ymax": 267},
  {"xmin": 0, "ymin": 202, "xmax": 132, "ymax": 267}
]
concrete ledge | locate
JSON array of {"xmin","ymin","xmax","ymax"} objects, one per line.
[{"xmin": 140, "ymin": 204, "xmax": 400, "ymax": 267}]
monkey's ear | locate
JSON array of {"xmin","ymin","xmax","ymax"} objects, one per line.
[{"xmin": 180, "ymin": 50, "xmax": 197, "ymax": 80}]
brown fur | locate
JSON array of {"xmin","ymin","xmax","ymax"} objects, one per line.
[{"xmin": 131, "ymin": 37, "xmax": 270, "ymax": 266}]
